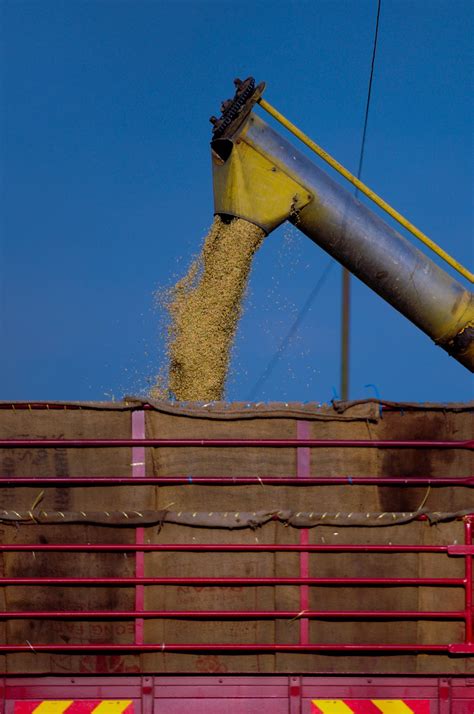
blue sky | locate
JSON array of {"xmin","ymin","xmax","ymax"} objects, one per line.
[{"xmin": 1, "ymin": 0, "xmax": 472, "ymax": 404}]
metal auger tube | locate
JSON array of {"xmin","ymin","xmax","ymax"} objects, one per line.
[{"xmin": 211, "ymin": 112, "xmax": 473, "ymax": 370}]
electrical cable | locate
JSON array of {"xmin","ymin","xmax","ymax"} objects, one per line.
[
  {"xmin": 355, "ymin": 0, "xmax": 382, "ymax": 194},
  {"xmin": 258, "ymin": 0, "xmax": 472, "ymax": 284},
  {"xmin": 247, "ymin": 259, "xmax": 334, "ymax": 401},
  {"xmin": 342, "ymin": 0, "xmax": 382, "ymax": 399},
  {"xmin": 247, "ymin": 1, "xmax": 382, "ymax": 401}
]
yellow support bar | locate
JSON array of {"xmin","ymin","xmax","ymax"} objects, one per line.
[{"xmin": 258, "ymin": 97, "xmax": 474, "ymax": 284}]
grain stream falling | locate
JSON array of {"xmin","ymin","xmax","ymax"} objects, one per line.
[{"xmin": 162, "ymin": 216, "xmax": 265, "ymax": 401}]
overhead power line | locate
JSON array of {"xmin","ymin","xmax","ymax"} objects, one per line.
[
  {"xmin": 341, "ymin": 0, "xmax": 382, "ymax": 401},
  {"xmin": 248, "ymin": 0, "xmax": 382, "ymax": 402},
  {"xmin": 356, "ymin": 0, "xmax": 382, "ymax": 189},
  {"xmin": 247, "ymin": 260, "xmax": 334, "ymax": 401}
]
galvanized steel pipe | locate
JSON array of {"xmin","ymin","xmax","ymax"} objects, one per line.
[{"xmin": 212, "ymin": 114, "xmax": 474, "ymax": 370}]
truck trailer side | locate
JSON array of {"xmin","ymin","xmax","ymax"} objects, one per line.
[{"xmin": 0, "ymin": 399, "xmax": 473, "ymax": 711}]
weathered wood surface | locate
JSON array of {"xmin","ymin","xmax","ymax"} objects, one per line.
[{"xmin": 0, "ymin": 399, "xmax": 472, "ymax": 674}]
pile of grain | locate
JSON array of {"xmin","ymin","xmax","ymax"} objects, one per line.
[{"xmin": 157, "ymin": 216, "xmax": 265, "ymax": 401}]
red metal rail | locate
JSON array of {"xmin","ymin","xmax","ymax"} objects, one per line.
[
  {"xmin": 0, "ymin": 643, "xmax": 458, "ymax": 653},
  {"xmin": 1, "ymin": 475, "xmax": 472, "ymax": 485},
  {"xmin": 1, "ymin": 543, "xmax": 469, "ymax": 552},
  {"xmin": 132, "ymin": 410, "xmax": 145, "ymax": 647},
  {"xmin": 0, "ymin": 410, "xmax": 472, "ymax": 660},
  {"xmin": 2, "ymin": 576, "xmax": 465, "ymax": 586},
  {"xmin": 465, "ymin": 518, "xmax": 473, "ymax": 642},
  {"xmin": 0, "ymin": 609, "xmax": 464, "ymax": 620},
  {"xmin": 1, "ymin": 437, "xmax": 473, "ymax": 448}
]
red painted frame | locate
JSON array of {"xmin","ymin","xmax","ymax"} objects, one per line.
[
  {"xmin": 0, "ymin": 476, "xmax": 473, "ymax": 485},
  {"xmin": 1, "ymin": 405, "xmax": 473, "ymax": 661},
  {"xmin": 2, "ymin": 675, "xmax": 473, "ymax": 713},
  {"xmin": 1, "ymin": 438, "xmax": 472, "ymax": 448},
  {"xmin": 132, "ymin": 410, "xmax": 146, "ymax": 648}
]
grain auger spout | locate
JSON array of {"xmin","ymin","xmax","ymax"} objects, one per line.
[{"xmin": 210, "ymin": 78, "xmax": 474, "ymax": 371}]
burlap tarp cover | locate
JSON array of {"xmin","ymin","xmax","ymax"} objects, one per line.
[{"xmin": 0, "ymin": 398, "xmax": 472, "ymax": 675}]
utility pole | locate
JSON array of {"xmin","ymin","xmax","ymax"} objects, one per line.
[{"xmin": 341, "ymin": 268, "xmax": 350, "ymax": 400}]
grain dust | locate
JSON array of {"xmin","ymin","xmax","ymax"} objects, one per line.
[{"xmin": 154, "ymin": 216, "xmax": 265, "ymax": 401}]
